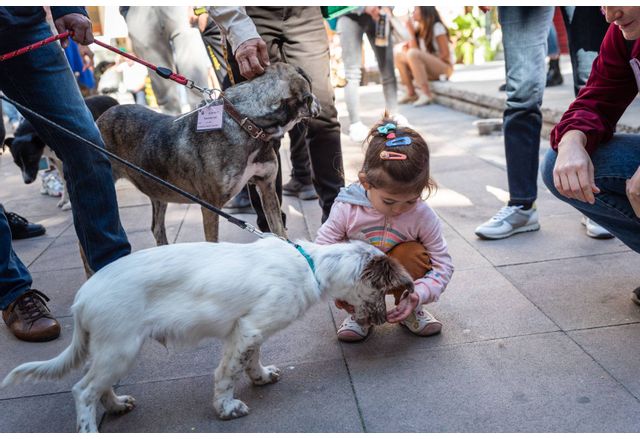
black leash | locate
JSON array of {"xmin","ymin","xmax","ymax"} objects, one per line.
[{"xmin": 0, "ymin": 94, "xmax": 265, "ymax": 239}]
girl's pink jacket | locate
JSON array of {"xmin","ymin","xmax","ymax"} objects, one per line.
[{"xmin": 315, "ymin": 183, "xmax": 454, "ymax": 306}]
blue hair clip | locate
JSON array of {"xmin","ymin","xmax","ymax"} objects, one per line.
[
  {"xmin": 385, "ymin": 136, "xmax": 412, "ymax": 147},
  {"xmin": 377, "ymin": 123, "xmax": 396, "ymax": 135}
]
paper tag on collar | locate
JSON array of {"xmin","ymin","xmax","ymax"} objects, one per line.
[{"xmin": 196, "ymin": 99, "xmax": 223, "ymax": 131}]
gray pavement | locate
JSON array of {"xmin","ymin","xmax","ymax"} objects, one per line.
[{"xmin": 1, "ymin": 65, "xmax": 640, "ymax": 432}]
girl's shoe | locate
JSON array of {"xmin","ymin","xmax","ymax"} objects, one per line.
[
  {"xmin": 400, "ymin": 307, "xmax": 442, "ymax": 336},
  {"xmin": 337, "ymin": 314, "xmax": 371, "ymax": 342},
  {"xmin": 412, "ymin": 94, "xmax": 433, "ymax": 106}
]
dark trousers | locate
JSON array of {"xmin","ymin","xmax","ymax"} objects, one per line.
[
  {"xmin": 560, "ymin": 7, "xmax": 609, "ymax": 97},
  {"xmin": 242, "ymin": 7, "xmax": 345, "ymax": 232},
  {"xmin": 0, "ymin": 22, "xmax": 131, "ymax": 308}
]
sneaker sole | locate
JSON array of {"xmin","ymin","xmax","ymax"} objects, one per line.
[
  {"xmin": 475, "ymin": 223, "xmax": 540, "ymax": 240},
  {"xmin": 399, "ymin": 320, "xmax": 442, "ymax": 337},
  {"xmin": 337, "ymin": 327, "xmax": 372, "ymax": 343}
]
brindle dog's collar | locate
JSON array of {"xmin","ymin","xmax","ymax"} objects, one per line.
[{"xmin": 221, "ymin": 96, "xmax": 271, "ymax": 142}]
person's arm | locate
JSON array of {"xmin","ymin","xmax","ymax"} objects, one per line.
[
  {"xmin": 387, "ymin": 206, "xmax": 454, "ymax": 323},
  {"xmin": 550, "ymin": 25, "xmax": 637, "ymax": 204},
  {"xmin": 406, "ymin": 18, "xmax": 418, "ymax": 49},
  {"xmin": 434, "ymin": 34, "xmax": 450, "ymax": 64},
  {"xmin": 413, "ymin": 209, "xmax": 453, "ymax": 307},
  {"xmin": 207, "ymin": 6, "xmax": 269, "ymax": 79},
  {"xmin": 550, "ymin": 24, "xmax": 637, "ymax": 154}
]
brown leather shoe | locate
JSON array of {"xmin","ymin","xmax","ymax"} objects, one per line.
[{"xmin": 2, "ymin": 290, "xmax": 61, "ymax": 342}]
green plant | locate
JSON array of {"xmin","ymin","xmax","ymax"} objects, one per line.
[{"xmin": 451, "ymin": 9, "xmax": 500, "ymax": 64}]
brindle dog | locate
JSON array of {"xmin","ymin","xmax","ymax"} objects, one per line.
[{"xmin": 97, "ymin": 62, "xmax": 319, "ymax": 244}]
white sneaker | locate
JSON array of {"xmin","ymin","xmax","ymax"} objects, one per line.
[
  {"xmin": 40, "ymin": 170, "xmax": 63, "ymax": 197},
  {"xmin": 391, "ymin": 113, "xmax": 410, "ymax": 127},
  {"xmin": 475, "ymin": 205, "xmax": 540, "ymax": 239},
  {"xmin": 348, "ymin": 121, "xmax": 370, "ymax": 143},
  {"xmin": 581, "ymin": 216, "xmax": 614, "ymax": 239},
  {"xmin": 400, "ymin": 307, "xmax": 442, "ymax": 336},
  {"xmin": 337, "ymin": 314, "xmax": 371, "ymax": 342},
  {"xmin": 412, "ymin": 93, "xmax": 432, "ymax": 106}
]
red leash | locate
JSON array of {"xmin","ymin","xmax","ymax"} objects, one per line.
[
  {"xmin": 0, "ymin": 30, "xmax": 208, "ymax": 94},
  {"xmin": 0, "ymin": 31, "xmax": 71, "ymax": 62}
]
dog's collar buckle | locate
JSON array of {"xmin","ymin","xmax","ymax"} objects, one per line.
[{"xmin": 240, "ymin": 117, "xmax": 266, "ymax": 140}]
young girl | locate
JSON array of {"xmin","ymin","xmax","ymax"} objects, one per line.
[
  {"xmin": 394, "ymin": 6, "xmax": 455, "ymax": 106},
  {"xmin": 315, "ymin": 118, "xmax": 454, "ymax": 342}
]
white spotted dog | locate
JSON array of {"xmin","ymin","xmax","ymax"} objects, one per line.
[{"xmin": 2, "ymin": 237, "xmax": 413, "ymax": 432}]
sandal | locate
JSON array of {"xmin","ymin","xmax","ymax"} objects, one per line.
[{"xmin": 337, "ymin": 315, "xmax": 371, "ymax": 342}]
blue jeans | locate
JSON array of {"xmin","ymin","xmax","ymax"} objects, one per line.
[
  {"xmin": 547, "ymin": 24, "xmax": 559, "ymax": 57},
  {"xmin": 0, "ymin": 22, "xmax": 131, "ymax": 309},
  {"xmin": 560, "ymin": 7, "xmax": 609, "ymax": 97},
  {"xmin": 499, "ymin": 6, "xmax": 554, "ymax": 205},
  {"xmin": 541, "ymin": 135, "xmax": 640, "ymax": 253}
]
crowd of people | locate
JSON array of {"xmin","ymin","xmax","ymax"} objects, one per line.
[{"xmin": 1, "ymin": 6, "xmax": 638, "ymax": 348}]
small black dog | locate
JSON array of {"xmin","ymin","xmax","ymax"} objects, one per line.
[{"xmin": 4, "ymin": 95, "xmax": 118, "ymax": 210}]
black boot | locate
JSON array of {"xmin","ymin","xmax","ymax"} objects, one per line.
[{"xmin": 546, "ymin": 58, "xmax": 563, "ymax": 87}]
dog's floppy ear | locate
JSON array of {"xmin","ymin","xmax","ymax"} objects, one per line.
[
  {"xmin": 361, "ymin": 255, "xmax": 414, "ymax": 296},
  {"xmin": 358, "ymin": 255, "xmax": 414, "ymax": 325}
]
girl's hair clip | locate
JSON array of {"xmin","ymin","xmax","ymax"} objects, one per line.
[
  {"xmin": 385, "ymin": 136, "xmax": 412, "ymax": 147},
  {"xmin": 380, "ymin": 151, "xmax": 407, "ymax": 161},
  {"xmin": 377, "ymin": 123, "xmax": 396, "ymax": 135}
]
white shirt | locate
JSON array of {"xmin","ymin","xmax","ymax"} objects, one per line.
[{"xmin": 418, "ymin": 22, "xmax": 455, "ymax": 65}]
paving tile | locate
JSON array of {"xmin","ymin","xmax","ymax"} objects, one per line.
[
  {"xmin": 11, "ymin": 236, "xmax": 57, "ymax": 267},
  {"xmin": 0, "ymin": 391, "xmax": 83, "ymax": 432},
  {"xmin": 102, "ymin": 359, "xmax": 361, "ymax": 433},
  {"xmin": 333, "ymin": 266, "xmax": 558, "ymax": 359},
  {"xmin": 26, "ymin": 239, "xmax": 84, "ymax": 272},
  {"xmin": 349, "ymin": 332, "xmax": 640, "ymax": 432},
  {"xmin": 29, "ymin": 267, "xmax": 86, "ymax": 317},
  {"xmin": 0, "ymin": 317, "xmax": 85, "ymax": 400},
  {"xmin": 570, "ymin": 323, "xmax": 640, "ymax": 399},
  {"xmin": 498, "ymin": 252, "xmax": 640, "ymax": 330}
]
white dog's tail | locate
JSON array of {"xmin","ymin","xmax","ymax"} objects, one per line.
[{"xmin": 2, "ymin": 311, "xmax": 88, "ymax": 387}]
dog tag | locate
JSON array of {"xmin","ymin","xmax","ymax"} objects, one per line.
[{"xmin": 196, "ymin": 100, "xmax": 223, "ymax": 131}]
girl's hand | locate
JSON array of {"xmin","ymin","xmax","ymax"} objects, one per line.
[
  {"xmin": 554, "ymin": 130, "xmax": 600, "ymax": 204},
  {"xmin": 386, "ymin": 291, "xmax": 419, "ymax": 323},
  {"xmin": 627, "ymin": 165, "xmax": 640, "ymax": 218}
]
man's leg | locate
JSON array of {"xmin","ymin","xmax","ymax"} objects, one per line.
[
  {"xmin": 159, "ymin": 6, "xmax": 212, "ymax": 109},
  {"xmin": 125, "ymin": 7, "xmax": 182, "ymax": 114},
  {"xmin": 0, "ymin": 22, "xmax": 131, "ymax": 272},
  {"xmin": 275, "ymin": 7, "xmax": 345, "ymax": 222},
  {"xmin": 0, "ymin": 205, "xmax": 32, "ymax": 310},
  {"xmin": 560, "ymin": 7, "xmax": 609, "ymax": 97},
  {"xmin": 475, "ymin": 7, "xmax": 553, "ymax": 240},
  {"xmin": 541, "ymin": 136, "xmax": 640, "ymax": 253},
  {"xmin": 501, "ymin": 6, "xmax": 553, "ymax": 207}
]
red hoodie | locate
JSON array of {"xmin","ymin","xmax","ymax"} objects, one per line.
[{"xmin": 550, "ymin": 24, "xmax": 640, "ymax": 154}]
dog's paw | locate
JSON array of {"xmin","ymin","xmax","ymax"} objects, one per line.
[
  {"xmin": 60, "ymin": 201, "xmax": 72, "ymax": 211},
  {"xmin": 215, "ymin": 398, "xmax": 250, "ymax": 420},
  {"xmin": 112, "ymin": 395, "xmax": 136, "ymax": 414},
  {"xmin": 251, "ymin": 365, "xmax": 281, "ymax": 386}
]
